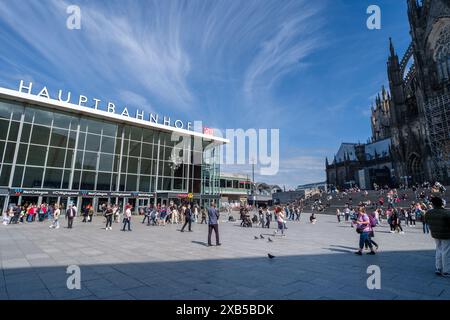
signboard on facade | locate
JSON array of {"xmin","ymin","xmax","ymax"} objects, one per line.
[{"xmin": 9, "ymin": 189, "xmax": 154, "ymax": 198}]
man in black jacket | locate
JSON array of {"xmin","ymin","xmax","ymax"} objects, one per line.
[
  {"xmin": 66, "ymin": 204, "xmax": 76, "ymax": 229},
  {"xmin": 207, "ymin": 202, "xmax": 221, "ymax": 246},
  {"xmin": 181, "ymin": 203, "xmax": 193, "ymax": 232},
  {"xmin": 425, "ymin": 196, "xmax": 450, "ymax": 276}
]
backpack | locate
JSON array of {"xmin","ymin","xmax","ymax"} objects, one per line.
[{"xmin": 369, "ymin": 215, "xmax": 377, "ymax": 228}]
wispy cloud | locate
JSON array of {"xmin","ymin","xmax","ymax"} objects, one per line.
[{"xmin": 0, "ymin": 0, "xmax": 193, "ymax": 109}]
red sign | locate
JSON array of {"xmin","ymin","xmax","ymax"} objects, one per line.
[{"xmin": 203, "ymin": 127, "xmax": 214, "ymax": 135}]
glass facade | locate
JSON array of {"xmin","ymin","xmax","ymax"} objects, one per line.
[{"xmin": 0, "ymin": 99, "xmax": 222, "ymax": 202}]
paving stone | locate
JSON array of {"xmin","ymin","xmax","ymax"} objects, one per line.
[{"xmin": 0, "ymin": 214, "xmax": 447, "ymax": 300}]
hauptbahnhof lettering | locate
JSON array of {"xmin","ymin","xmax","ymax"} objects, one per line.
[{"xmin": 0, "ymin": 82, "xmax": 228, "ymax": 214}]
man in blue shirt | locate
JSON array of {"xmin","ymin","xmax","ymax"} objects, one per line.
[{"xmin": 207, "ymin": 202, "xmax": 221, "ymax": 247}]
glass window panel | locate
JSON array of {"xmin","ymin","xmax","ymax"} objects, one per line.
[
  {"xmin": 80, "ymin": 171, "xmax": 96, "ymax": 190},
  {"xmin": 140, "ymin": 159, "xmax": 151, "ymax": 175},
  {"xmin": 99, "ymin": 153, "xmax": 113, "ymax": 172},
  {"xmin": 50, "ymin": 128, "xmax": 68, "ymax": 147},
  {"xmin": 22, "ymin": 167, "xmax": 43, "ymax": 188},
  {"xmin": 43, "ymin": 168, "xmax": 63, "ymax": 188},
  {"xmin": 173, "ymin": 178, "xmax": 183, "ymax": 190},
  {"xmin": 124, "ymin": 126, "xmax": 131, "ymax": 139},
  {"xmin": 111, "ymin": 173, "xmax": 118, "ymax": 191},
  {"xmin": 72, "ymin": 170, "xmax": 81, "ymax": 189},
  {"xmin": 12, "ymin": 104, "xmax": 23, "ymax": 121},
  {"xmin": 0, "ymin": 101, "xmax": 12, "ymax": 120},
  {"xmin": 33, "ymin": 108, "xmax": 52, "ymax": 126},
  {"xmin": 83, "ymin": 151, "xmax": 98, "ymax": 170},
  {"xmin": 0, "ymin": 119, "xmax": 9, "ymax": 140},
  {"xmin": 4, "ymin": 142, "xmax": 17, "ymax": 163},
  {"xmin": 0, "ymin": 141, "xmax": 5, "ymax": 162},
  {"xmin": 174, "ymin": 165, "xmax": 183, "ymax": 178},
  {"xmin": 141, "ymin": 143, "xmax": 153, "ymax": 158},
  {"xmin": 81, "ymin": 118, "xmax": 102, "ymax": 134},
  {"xmin": 116, "ymin": 125, "xmax": 123, "ymax": 138},
  {"xmin": 77, "ymin": 132, "xmax": 86, "ymax": 150},
  {"xmin": 24, "ymin": 107, "xmax": 34, "ymax": 123},
  {"xmin": 113, "ymin": 155, "xmax": 119, "ymax": 172},
  {"xmin": 142, "ymin": 129, "xmax": 154, "ymax": 143},
  {"xmin": 160, "ymin": 177, "xmax": 171, "ymax": 191},
  {"xmin": 20, "ymin": 123, "xmax": 31, "ymax": 143},
  {"xmin": 130, "ymin": 127, "xmax": 142, "ymax": 141},
  {"xmin": 121, "ymin": 156, "xmax": 128, "ymax": 172},
  {"xmin": 123, "ymin": 140, "xmax": 129, "ymax": 154},
  {"xmin": 119, "ymin": 174, "xmax": 126, "ymax": 191},
  {"xmin": 65, "ymin": 150, "xmax": 73, "ymax": 168},
  {"xmin": 102, "ymin": 122, "xmax": 116, "ymax": 137},
  {"xmin": 85, "ymin": 134, "xmax": 100, "ymax": 152},
  {"xmin": 7, "ymin": 121, "xmax": 19, "ymax": 141},
  {"xmin": 115, "ymin": 138, "xmax": 122, "ymax": 155},
  {"xmin": 68, "ymin": 131, "xmax": 77, "ymax": 149},
  {"xmin": 46, "ymin": 147, "xmax": 65, "ymax": 168},
  {"xmin": 53, "ymin": 112, "xmax": 73, "ymax": 129},
  {"xmin": 150, "ymin": 176, "xmax": 156, "ymax": 192},
  {"xmin": 15, "ymin": 144, "xmax": 27, "ymax": 165},
  {"xmin": 139, "ymin": 176, "xmax": 150, "ymax": 192},
  {"xmin": 129, "ymin": 141, "xmax": 141, "ymax": 157},
  {"xmin": 0, "ymin": 164, "xmax": 11, "ymax": 186},
  {"xmin": 163, "ymin": 162, "xmax": 172, "ymax": 176},
  {"xmin": 127, "ymin": 157, "xmax": 138, "ymax": 174},
  {"xmin": 126, "ymin": 174, "xmax": 137, "ymax": 191},
  {"xmin": 27, "ymin": 145, "xmax": 46, "ymax": 166},
  {"xmin": 30, "ymin": 125, "xmax": 50, "ymax": 145},
  {"xmin": 97, "ymin": 172, "xmax": 111, "ymax": 191},
  {"xmin": 159, "ymin": 145, "xmax": 164, "ymax": 161},
  {"xmin": 12, "ymin": 165, "xmax": 23, "ymax": 187},
  {"xmin": 62, "ymin": 170, "xmax": 70, "ymax": 189},
  {"xmin": 75, "ymin": 150, "xmax": 83, "ymax": 169},
  {"xmin": 101, "ymin": 136, "xmax": 115, "ymax": 154}
]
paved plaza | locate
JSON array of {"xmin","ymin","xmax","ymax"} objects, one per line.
[{"xmin": 1, "ymin": 213, "xmax": 449, "ymax": 300}]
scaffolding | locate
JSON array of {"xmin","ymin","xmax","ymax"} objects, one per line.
[{"xmin": 424, "ymin": 92, "xmax": 450, "ymax": 183}]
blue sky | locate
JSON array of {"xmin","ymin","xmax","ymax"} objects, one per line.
[{"xmin": 0, "ymin": 0, "xmax": 412, "ymax": 189}]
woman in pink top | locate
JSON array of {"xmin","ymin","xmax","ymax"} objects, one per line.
[{"xmin": 355, "ymin": 207, "xmax": 376, "ymax": 255}]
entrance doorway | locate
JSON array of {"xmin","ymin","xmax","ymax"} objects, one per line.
[
  {"xmin": 81, "ymin": 197, "xmax": 93, "ymax": 212},
  {"xmin": 42, "ymin": 197, "xmax": 58, "ymax": 206},
  {"xmin": 0, "ymin": 196, "xmax": 5, "ymax": 215},
  {"xmin": 21, "ymin": 196, "xmax": 39, "ymax": 207}
]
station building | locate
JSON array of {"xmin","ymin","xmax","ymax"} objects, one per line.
[{"xmin": 0, "ymin": 83, "xmax": 227, "ymax": 214}]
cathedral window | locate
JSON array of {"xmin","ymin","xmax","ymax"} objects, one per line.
[{"xmin": 433, "ymin": 25, "xmax": 450, "ymax": 83}]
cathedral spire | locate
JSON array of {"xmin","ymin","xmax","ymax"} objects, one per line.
[{"xmin": 389, "ymin": 37, "xmax": 396, "ymax": 57}]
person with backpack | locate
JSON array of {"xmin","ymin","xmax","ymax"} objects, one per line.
[
  {"xmin": 355, "ymin": 207, "xmax": 376, "ymax": 255},
  {"xmin": 424, "ymin": 196, "xmax": 450, "ymax": 276},
  {"xmin": 364, "ymin": 211, "xmax": 379, "ymax": 251},
  {"xmin": 65, "ymin": 204, "xmax": 76, "ymax": 229}
]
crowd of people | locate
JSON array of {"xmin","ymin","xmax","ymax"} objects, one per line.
[{"xmin": 2, "ymin": 181, "xmax": 449, "ymax": 275}]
